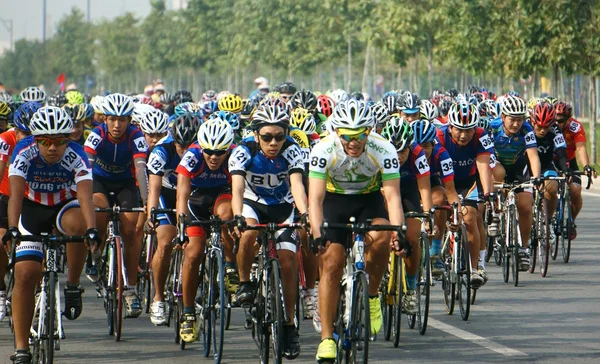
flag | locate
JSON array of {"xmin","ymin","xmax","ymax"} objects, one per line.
[{"xmin": 56, "ymin": 73, "xmax": 66, "ymax": 91}]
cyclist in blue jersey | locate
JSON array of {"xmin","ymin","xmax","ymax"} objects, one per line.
[
  {"xmin": 135, "ymin": 105, "xmax": 169, "ymax": 150},
  {"xmin": 230, "ymin": 104, "xmax": 308, "ymax": 359},
  {"xmin": 146, "ymin": 113, "xmax": 198, "ymax": 326},
  {"xmin": 84, "ymin": 93, "xmax": 149, "ymax": 318},
  {"xmin": 411, "ymin": 119, "xmax": 462, "ymax": 278},
  {"xmin": 436, "ymin": 101, "xmax": 494, "ymax": 283},
  {"xmin": 2, "ymin": 107, "xmax": 100, "ymax": 364},
  {"xmin": 175, "ymin": 118, "xmax": 235, "ymax": 342},
  {"xmin": 489, "ymin": 95, "xmax": 541, "ymax": 270},
  {"xmin": 398, "ymin": 91, "xmax": 421, "ymax": 123}
]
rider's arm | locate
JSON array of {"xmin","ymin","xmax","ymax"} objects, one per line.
[
  {"xmin": 382, "ymin": 178, "xmax": 405, "ymax": 226},
  {"xmin": 289, "ymin": 171, "xmax": 308, "ymax": 215},
  {"xmin": 575, "ymin": 142, "xmax": 591, "ymax": 167},
  {"xmin": 475, "ymin": 153, "xmax": 493, "ymax": 195},
  {"xmin": 308, "ymin": 177, "xmax": 326, "ymax": 239},
  {"xmin": 147, "ymin": 174, "xmax": 162, "ymax": 217},
  {"xmin": 85, "ymin": 151, "xmax": 96, "ymax": 167},
  {"xmin": 231, "ymin": 174, "xmax": 245, "ymax": 217},
  {"xmin": 417, "ymin": 176, "xmax": 433, "ymax": 213},
  {"xmin": 175, "ymin": 174, "xmax": 192, "ymax": 218},
  {"xmin": 76, "ymin": 179, "xmax": 96, "ymax": 229},
  {"xmin": 525, "ymin": 147, "xmax": 541, "ymax": 178},
  {"xmin": 134, "ymin": 156, "xmax": 148, "ymax": 205},
  {"xmin": 555, "ymin": 148, "xmax": 570, "ymax": 173},
  {"xmin": 444, "ymin": 180, "xmax": 461, "ymax": 206},
  {"xmin": 7, "ymin": 175, "xmax": 24, "ymax": 228}
]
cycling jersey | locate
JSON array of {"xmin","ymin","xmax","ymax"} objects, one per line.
[
  {"xmin": 400, "ymin": 143, "xmax": 430, "ymax": 182},
  {"xmin": 176, "ymin": 142, "xmax": 232, "ymax": 189},
  {"xmin": 230, "ymin": 136, "xmax": 304, "ymax": 205},
  {"xmin": 559, "ymin": 118, "xmax": 586, "ymax": 161},
  {"xmin": 0, "ymin": 129, "xmax": 18, "ymax": 195},
  {"xmin": 309, "ymin": 133, "xmax": 400, "ymax": 194},
  {"xmin": 10, "ymin": 136, "xmax": 92, "ymax": 206},
  {"xmin": 84, "ymin": 123, "xmax": 148, "ymax": 180},
  {"xmin": 489, "ymin": 118, "xmax": 536, "ymax": 166},
  {"xmin": 289, "ymin": 128, "xmax": 311, "ymax": 164},
  {"xmin": 436, "ymin": 125, "xmax": 493, "ymax": 183},
  {"xmin": 428, "ymin": 142, "xmax": 454, "ymax": 183},
  {"xmin": 534, "ymin": 125, "xmax": 568, "ymax": 172},
  {"xmin": 147, "ymin": 134, "xmax": 181, "ymax": 189}
]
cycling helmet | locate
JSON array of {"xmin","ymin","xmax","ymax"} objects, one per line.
[
  {"xmin": 316, "ymin": 95, "xmax": 335, "ymax": 117},
  {"xmin": 159, "ymin": 92, "xmax": 174, "ymax": 105},
  {"xmin": 472, "ymin": 92, "xmax": 485, "ymax": 104},
  {"xmin": 172, "ymin": 113, "xmax": 202, "ymax": 147},
  {"xmin": 139, "ymin": 109, "xmax": 169, "ymax": 134},
  {"xmin": 218, "ymin": 94, "xmax": 243, "ymax": 113},
  {"xmin": 381, "ymin": 116, "xmax": 412, "ymax": 151},
  {"xmin": 330, "ymin": 99, "xmax": 373, "ymax": 130},
  {"xmin": 61, "ymin": 104, "xmax": 79, "ymax": 122},
  {"xmin": 201, "ymin": 100, "xmax": 219, "ymax": 117},
  {"xmin": 438, "ymin": 99, "xmax": 453, "ymax": 117},
  {"xmin": 0, "ymin": 101, "xmax": 11, "ymax": 120},
  {"xmin": 505, "ymin": 91, "xmax": 520, "ymax": 98},
  {"xmin": 240, "ymin": 99, "xmax": 258, "ymax": 122},
  {"xmin": 201, "ymin": 90, "xmax": 217, "ymax": 103},
  {"xmin": 251, "ymin": 104, "xmax": 290, "ymax": 130},
  {"xmin": 47, "ymin": 93, "xmax": 68, "ymax": 108},
  {"xmin": 328, "ymin": 89, "xmax": 349, "ymax": 104},
  {"xmin": 276, "ymin": 82, "xmax": 297, "ymax": 94},
  {"xmin": 102, "ymin": 93, "xmax": 134, "ymax": 117},
  {"xmin": 398, "ymin": 91, "xmax": 421, "ymax": 114},
  {"xmin": 20, "ymin": 87, "xmax": 47, "ymax": 103},
  {"xmin": 530, "ymin": 102, "xmax": 556, "ymax": 127},
  {"xmin": 30, "ymin": 106, "xmax": 73, "ymax": 136},
  {"xmin": 209, "ymin": 110, "xmax": 240, "ymax": 131},
  {"xmin": 445, "ymin": 88, "xmax": 459, "ymax": 98},
  {"xmin": 554, "ymin": 101, "xmax": 573, "ymax": 118},
  {"xmin": 350, "ymin": 91, "xmax": 364, "ymax": 101},
  {"xmin": 197, "ymin": 118, "xmax": 234, "ymax": 151},
  {"xmin": 132, "ymin": 103, "xmax": 156, "ymax": 124},
  {"xmin": 65, "ymin": 90, "xmax": 84, "ymax": 105},
  {"xmin": 411, "ymin": 119, "xmax": 437, "ymax": 144},
  {"xmin": 290, "ymin": 108, "xmax": 317, "ymax": 135},
  {"xmin": 76, "ymin": 103, "xmax": 94, "ymax": 121},
  {"xmin": 545, "ymin": 96, "xmax": 558, "ymax": 105},
  {"xmin": 479, "ymin": 116, "xmax": 491, "ymax": 131},
  {"xmin": 501, "ymin": 95, "xmax": 527, "ymax": 117},
  {"xmin": 173, "ymin": 90, "xmax": 193, "ymax": 104},
  {"xmin": 290, "ymin": 90, "xmax": 317, "ymax": 112},
  {"xmin": 466, "ymin": 85, "xmax": 481, "ymax": 95},
  {"xmin": 382, "ymin": 93, "xmax": 399, "ymax": 114},
  {"xmin": 448, "ymin": 101, "xmax": 479, "ymax": 129},
  {"xmin": 372, "ymin": 102, "xmax": 390, "ymax": 125},
  {"xmin": 90, "ymin": 96, "xmax": 105, "ymax": 114},
  {"xmin": 419, "ymin": 100, "xmax": 439, "ymax": 120},
  {"xmin": 174, "ymin": 102, "xmax": 201, "ymax": 117},
  {"xmin": 13, "ymin": 102, "xmax": 42, "ymax": 131},
  {"xmin": 0, "ymin": 92, "xmax": 12, "ymax": 105},
  {"xmin": 527, "ymin": 97, "xmax": 542, "ymax": 112}
]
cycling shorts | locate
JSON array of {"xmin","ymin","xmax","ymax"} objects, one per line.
[
  {"xmin": 241, "ymin": 199, "xmax": 297, "ymax": 253},
  {"xmin": 401, "ymin": 181, "xmax": 422, "ymax": 214},
  {"xmin": 454, "ymin": 179, "xmax": 480, "ymax": 208},
  {"xmin": 16, "ymin": 198, "xmax": 79, "ymax": 263},
  {"xmin": 322, "ymin": 191, "xmax": 388, "ymax": 249},
  {"xmin": 186, "ymin": 186, "xmax": 232, "ymax": 238},
  {"xmin": 156, "ymin": 187, "xmax": 176, "ymax": 226},
  {"xmin": 93, "ymin": 175, "xmax": 140, "ymax": 209},
  {"xmin": 0, "ymin": 193, "xmax": 8, "ymax": 229},
  {"xmin": 567, "ymin": 158, "xmax": 582, "ymax": 186},
  {"xmin": 504, "ymin": 164, "xmax": 533, "ymax": 194}
]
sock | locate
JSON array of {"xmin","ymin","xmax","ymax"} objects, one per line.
[
  {"xmin": 369, "ymin": 295, "xmax": 378, "ymax": 299},
  {"xmin": 406, "ymin": 275, "xmax": 417, "ymax": 290},
  {"xmin": 66, "ymin": 282, "xmax": 79, "ymax": 289},
  {"xmin": 305, "ymin": 288, "xmax": 316, "ymax": 296},
  {"xmin": 430, "ymin": 239, "xmax": 442, "ymax": 256},
  {"xmin": 479, "ymin": 251, "xmax": 486, "ymax": 268},
  {"xmin": 225, "ymin": 261, "xmax": 236, "ymax": 269},
  {"xmin": 183, "ymin": 307, "xmax": 195, "ymax": 315}
]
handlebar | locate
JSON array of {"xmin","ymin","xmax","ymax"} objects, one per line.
[
  {"xmin": 95, "ymin": 206, "xmax": 145, "ymax": 214},
  {"xmin": 18, "ymin": 235, "xmax": 86, "ymax": 244},
  {"xmin": 176, "ymin": 213, "xmax": 239, "ymax": 253}
]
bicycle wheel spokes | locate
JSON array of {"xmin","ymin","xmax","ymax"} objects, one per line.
[
  {"xmin": 211, "ymin": 250, "xmax": 226, "ymax": 364},
  {"xmin": 44, "ymin": 272, "xmax": 57, "ymax": 364},
  {"xmin": 392, "ymin": 256, "xmax": 403, "ymax": 347},
  {"xmin": 441, "ymin": 232, "xmax": 455, "ymax": 315},
  {"xmin": 348, "ymin": 272, "xmax": 369, "ymax": 364},
  {"xmin": 457, "ymin": 228, "xmax": 471, "ymax": 321},
  {"xmin": 417, "ymin": 233, "xmax": 430, "ymax": 335},
  {"xmin": 267, "ymin": 260, "xmax": 284, "ymax": 364},
  {"xmin": 115, "ymin": 237, "xmax": 124, "ymax": 342},
  {"xmin": 201, "ymin": 261, "xmax": 212, "ymax": 358},
  {"xmin": 539, "ymin": 198, "xmax": 550, "ymax": 277},
  {"xmin": 561, "ymin": 195, "xmax": 572, "ymax": 263}
]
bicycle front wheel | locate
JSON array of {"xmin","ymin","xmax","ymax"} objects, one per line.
[
  {"xmin": 417, "ymin": 232, "xmax": 430, "ymax": 335},
  {"xmin": 115, "ymin": 237, "xmax": 124, "ymax": 342},
  {"xmin": 347, "ymin": 271, "xmax": 369, "ymax": 364},
  {"xmin": 266, "ymin": 259, "xmax": 284, "ymax": 364},
  {"xmin": 210, "ymin": 250, "xmax": 226, "ymax": 364},
  {"xmin": 508, "ymin": 206, "xmax": 519, "ymax": 287},
  {"xmin": 561, "ymin": 193, "xmax": 572, "ymax": 263},
  {"xmin": 457, "ymin": 227, "xmax": 471, "ymax": 321},
  {"xmin": 441, "ymin": 232, "xmax": 455, "ymax": 315},
  {"xmin": 43, "ymin": 272, "xmax": 57, "ymax": 364},
  {"xmin": 392, "ymin": 255, "xmax": 403, "ymax": 347},
  {"xmin": 538, "ymin": 198, "xmax": 550, "ymax": 277},
  {"xmin": 200, "ymin": 260, "xmax": 211, "ymax": 358}
]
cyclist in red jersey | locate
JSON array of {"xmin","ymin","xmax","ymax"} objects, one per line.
[{"xmin": 554, "ymin": 101, "xmax": 597, "ymax": 239}]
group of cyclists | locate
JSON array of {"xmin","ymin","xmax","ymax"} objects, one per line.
[{"xmin": 0, "ymin": 80, "xmax": 595, "ymax": 363}]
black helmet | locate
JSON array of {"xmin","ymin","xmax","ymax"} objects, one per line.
[
  {"xmin": 350, "ymin": 91, "xmax": 365, "ymax": 101},
  {"xmin": 290, "ymin": 89, "xmax": 317, "ymax": 112},
  {"xmin": 438, "ymin": 99, "xmax": 453, "ymax": 117},
  {"xmin": 276, "ymin": 82, "xmax": 297, "ymax": 94},
  {"xmin": 172, "ymin": 112, "xmax": 201, "ymax": 147},
  {"xmin": 173, "ymin": 90, "xmax": 193, "ymax": 104}
]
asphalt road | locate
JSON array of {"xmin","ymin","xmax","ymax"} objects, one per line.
[{"xmin": 3, "ymin": 192, "xmax": 600, "ymax": 363}]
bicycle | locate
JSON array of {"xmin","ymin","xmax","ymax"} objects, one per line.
[
  {"xmin": 10, "ymin": 234, "xmax": 85, "ymax": 364},
  {"xmin": 95, "ymin": 202, "xmax": 145, "ymax": 342},
  {"xmin": 317, "ymin": 219, "xmax": 402, "ymax": 362},
  {"xmin": 437, "ymin": 202, "xmax": 472, "ymax": 321},
  {"xmin": 243, "ymin": 222, "xmax": 304, "ymax": 364},
  {"xmin": 179, "ymin": 214, "xmax": 234, "ymax": 363}
]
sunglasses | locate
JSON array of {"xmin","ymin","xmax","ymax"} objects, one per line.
[
  {"xmin": 146, "ymin": 132, "xmax": 166, "ymax": 139},
  {"xmin": 556, "ymin": 117, "xmax": 569, "ymax": 123},
  {"xmin": 337, "ymin": 128, "xmax": 369, "ymax": 143},
  {"xmin": 259, "ymin": 134, "xmax": 287, "ymax": 142},
  {"xmin": 203, "ymin": 149, "xmax": 228, "ymax": 156},
  {"xmin": 35, "ymin": 136, "xmax": 69, "ymax": 147}
]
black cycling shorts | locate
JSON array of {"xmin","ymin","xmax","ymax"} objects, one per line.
[
  {"xmin": 567, "ymin": 158, "xmax": 582, "ymax": 186},
  {"xmin": 322, "ymin": 191, "xmax": 388, "ymax": 249},
  {"xmin": 400, "ymin": 181, "xmax": 422, "ymax": 214},
  {"xmin": 93, "ymin": 175, "xmax": 140, "ymax": 208},
  {"xmin": 188, "ymin": 186, "xmax": 232, "ymax": 221},
  {"xmin": 454, "ymin": 178, "xmax": 481, "ymax": 208},
  {"xmin": 0, "ymin": 193, "xmax": 8, "ymax": 229},
  {"xmin": 241, "ymin": 199, "xmax": 297, "ymax": 253},
  {"xmin": 504, "ymin": 164, "xmax": 532, "ymax": 194}
]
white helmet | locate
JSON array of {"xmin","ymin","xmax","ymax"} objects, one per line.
[
  {"xmin": 328, "ymin": 89, "xmax": 349, "ymax": 104},
  {"xmin": 30, "ymin": 106, "xmax": 74, "ymax": 136},
  {"xmin": 138, "ymin": 109, "xmax": 169, "ymax": 134},
  {"xmin": 251, "ymin": 104, "xmax": 290, "ymax": 129},
  {"xmin": 20, "ymin": 87, "xmax": 47, "ymax": 103},
  {"xmin": 419, "ymin": 100, "xmax": 439, "ymax": 120},
  {"xmin": 132, "ymin": 103, "xmax": 156, "ymax": 124},
  {"xmin": 330, "ymin": 99, "xmax": 373, "ymax": 130},
  {"xmin": 197, "ymin": 118, "xmax": 234, "ymax": 151},
  {"xmin": 90, "ymin": 96, "xmax": 105, "ymax": 114},
  {"xmin": 102, "ymin": 93, "xmax": 134, "ymax": 116},
  {"xmin": 501, "ymin": 95, "xmax": 527, "ymax": 117}
]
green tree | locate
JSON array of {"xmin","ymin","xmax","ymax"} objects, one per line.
[
  {"xmin": 0, "ymin": 39, "xmax": 48, "ymax": 90},
  {"xmin": 96, "ymin": 13, "xmax": 141, "ymax": 76}
]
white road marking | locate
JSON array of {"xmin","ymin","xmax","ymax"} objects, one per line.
[
  {"xmin": 582, "ymin": 191, "xmax": 600, "ymax": 198},
  {"xmin": 428, "ymin": 318, "xmax": 528, "ymax": 357}
]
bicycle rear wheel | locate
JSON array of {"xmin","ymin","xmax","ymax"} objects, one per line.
[
  {"xmin": 115, "ymin": 237, "xmax": 124, "ymax": 342},
  {"xmin": 266, "ymin": 259, "xmax": 284, "ymax": 364},
  {"xmin": 441, "ymin": 232, "xmax": 455, "ymax": 315},
  {"xmin": 210, "ymin": 250, "xmax": 226, "ymax": 364},
  {"xmin": 44, "ymin": 272, "xmax": 57, "ymax": 364},
  {"xmin": 417, "ymin": 232, "xmax": 430, "ymax": 335},
  {"xmin": 392, "ymin": 255, "xmax": 403, "ymax": 347},
  {"xmin": 561, "ymin": 193, "xmax": 572, "ymax": 263},
  {"xmin": 551, "ymin": 206, "xmax": 560, "ymax": 260},
  {"xmin": 538, "ymin": 198, "xmax": 550, "ymax": 277},
  {"xmin": 457, "ymin": 227, "xmax": 471, "ymax": 321},
  {"xmin": 172, "ymin": 250, "xmax": 183, "ymax": 345},
  {"xmin": 200, "ymin": 260, "xmax": 211, "ymax": 358},
  {"xmin": 347, "ymin": 271, "xmax": 369, "ymax": 364},
  {"xmin": 508, "ymin": 207, "xmax": 519, "ymax": 287}
]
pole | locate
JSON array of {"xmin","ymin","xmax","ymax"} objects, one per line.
[
  {"xmin": 87, "ymin": 0, "xmax": 91, "ymax": 23},
  {"xmin": 42, "ymin": 0, "xmax": 47, "ymax": 42}
]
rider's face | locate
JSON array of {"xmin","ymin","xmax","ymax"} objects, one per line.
[{"xmin": 449, "ymin": 126, "xmax": 476, "ymax": 146}]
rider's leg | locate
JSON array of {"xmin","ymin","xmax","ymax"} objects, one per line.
[
  {"xmin": 152, "ymin": 224, "xmax": 176, "ymax": 302},
  {"xmin": 544, "ymin": 180, "xmax": 559, "ymax": 219},
  {"xmin": 318, "ymin": 243, "xmax": 345, "ymax": 340},
  {"xmin": 12, "ymin": 261, "xmax": 42, "ymax": 350},
  {"xmin": 516, "ymin": 191, "xmax": 534, "ymax": 249}
]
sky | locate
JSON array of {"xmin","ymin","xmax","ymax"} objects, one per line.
[{"xmin": 0, "ymin": 0, "xmax": 153, "ymax": 52}]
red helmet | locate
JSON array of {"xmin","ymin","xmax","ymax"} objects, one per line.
[
  {"xmin": 530, "ymin": 102, "xmax": 556, "ymax": 127},
  {"xmin": 554, "ymin": 101, "xmax": 572, "ymax": 118},
  {"xmin": 317, "ymin": 94, "xmax": 334, "ymax": 117}
]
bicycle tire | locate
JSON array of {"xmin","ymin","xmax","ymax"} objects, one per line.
[
  {"xmin": 551, "ymin": 205, "xmax": 560, "ymax": 260},
  {"xmin": 529, "ymin": 203, "xmax": 538, "ymax": 274},
  {"xmin": 502, "ymin": 208, "xmax": 511, "ymax": 283},
  {"xmin": 45, "ymin": 271, "xmax": 57, "ymax": 364},
  {"xmin": 347, "ymin": 271, "xmax": 369, "ymax": 364},
  {"xmin": 392, "ymin": 254, "xmax": 403, "ymax": 347},
  {"xmin": 224, "ymin": 294, "xmax": 232, "ymax": 331},
  {"xmin": 457, "ymin": 227, "xmax": 471, "ymax": 321},
  {"xmin": 539, "ymin": 198, "xmax": 550, "ymax": 277},
  {"xmin": 267, "ymin": 259, "xmax": 284, "ymax": 364},
  {"xmin": 441, "ymin": 231, "xmax": 455, "ymax": 315},
  {"xmin": 470, "ymin": 287, "xmax": 477, "ymax": 305},
  {"xmin": 115, "ymin": 237, "xmax": 124, "ymax": 342},
  {"xmin": 335, "ymin": 286, "xmax": 345, "ymax": 362},
  {"xmin": 211, "ymin": 250, "xmax": 226, "ymax": 363},
  {"xmin": 417, "ymin": 232, "xmax": 430, "ymax": 335},
  {"xmin": 561, "ymin": 192, "xmax": 572, "ymax": 263},
  {"xmin": 508, "ymin": 206, "xmax": 519, "ymax": 287},
  {"xmin": 201, "ymin": 260, "xmax": 211, "ymax": 358},
  {"xmin": 485, "ymin": 235, "xmax": 494, "ymax": 263},
  {"xmin": 173, "ymin": 250, "xmax": 183, "ymax": 345},
  {"xmin": 381, "ymin": 268, "xmax": 392, "ymax": 341}
]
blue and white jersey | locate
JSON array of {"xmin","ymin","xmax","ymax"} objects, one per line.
[
  {"xmin": 489, "ymin": 118, "xmax": 536, "ymax": 167},
  {"xmin": 228, "ymin": 136, "xmax": 304, "ymax": 205},
  {"xmin": 10, "ymin": 136, "xmax": 92, "ymax": 206},
  {"xmin": 147, "ymin": 134, "xmax": 180, "ymax": 189}
]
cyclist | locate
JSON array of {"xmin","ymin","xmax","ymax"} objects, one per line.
[
  {"xmin": 84, "ymin": 93, "xmax": 149, "ymax": 317},
  {"xmin": 230, "ymin": 103, "xmax": 307, "ymax": 359},
  {"xmin": 530, "ymin": 101, "xmax": 569, "ymax": 218},
  {"xmin": 3, "ymin": 106, "xmax": 100, "ymax": 364},
  {"xmin": 277, "ymin": 82, "xmax": 298, "ymax": 103},
  {"xmin": 411, "ymin": 119, "xmax": 462, "ymax": 278},
  {"xmin": 0, "ymin": 101, "xmax": 10, "ymax": 133},
  {"xmin": 19, "ymin": 87, "xmax": 46, "ymax": 104},
  {"xmin": 398, "ymin": 91, "xmax": 421, "ymax": 123},
  {"xmin": 147, "ymin": 113, "xmax": 200, "ymax": 327},
  {"xmin": 554, "ymin": 101, "xmax": 596, "ymax": 239},
  {"xmin": 490, "ymin": 95, "xmax": 541, "ymax": 271},
  {"xmin": 218, "ymin": 93, "xmax": 244, "ymax": 114},
  {"xmin": 137, "ymin": 108, "xmax": 170, "ymax": 150},
  {"xmin": 309, "ymin": 100, "xmax": 405, "ymax": 362},
  {"xmin": 436, "ymin": 101, "xmax": 494, "ymax": 283},
  {"xmin": 175, "ymin": 117, "xmax": 235, "ymax": 341}
]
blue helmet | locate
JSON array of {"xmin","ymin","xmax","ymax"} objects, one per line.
[
  {"xmin": 411, "ymin": 119, "xmax": 437, "ymax": 144},
  {"xmin": 209, "ymin": 110, "xmax": 240, "ymax": 131},
  {"xmin": 14, "ymin": 101, "xmax": 43, "ymax": 132},
  {"xmin": 201, "ymin": 100, "xmax": 219, "ymax": 118}
]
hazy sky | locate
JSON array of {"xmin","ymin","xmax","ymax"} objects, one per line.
[{"xmin": 0, "ymin": 0, "xmax": 152, "ymax": 49}]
